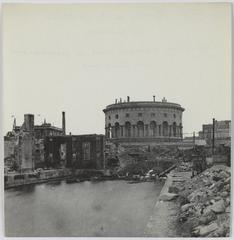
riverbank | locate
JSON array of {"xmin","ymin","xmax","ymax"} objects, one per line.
[
  {"xmin": 4, "ymin": 168, "xmax": 156, "ymax": 189},
  {"xmin": 146, "ymin": 164, "xmax": 231, "ymax": 237},
  {"xmin": 4, "ymin": 175, "xmax": 70, "ymax": 189},
  {"xmin": 145, "ymin": 170, "xmax": 191, "ymax": 237},
  {"xmin": 4, "ymin": 169, "xmax": 71, "ymax": 189},
  {"xmin": 175, "ymin": 164, "xmax": 231, "ymax": 237}
]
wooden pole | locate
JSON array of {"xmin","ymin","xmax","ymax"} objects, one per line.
[{"xmin": 212, "ymin": 118, "xmax": 215, "ymax": 154}]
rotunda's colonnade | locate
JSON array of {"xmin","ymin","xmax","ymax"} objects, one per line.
[{"xmin": 103, "ymin": 98, "xmax": 185, "ymax": 143}]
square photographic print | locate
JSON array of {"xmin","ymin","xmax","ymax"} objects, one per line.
[{"xmin": 2, "ymin": 2, "xmax": 232, "ymax": 238}]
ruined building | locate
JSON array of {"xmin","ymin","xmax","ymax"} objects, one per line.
[
  {"xmin": 15, "ymin": 114, "xmax": 35, "ymax": 172},
  {"xmin": 103, "ymin": 96, "xmax": 185, "ymax": 145},
  {"xmin": 4, "ymin": 112, "xmax": 66, "ymax": 171},
  {"xmin": 44, "ymin": 134, "xmax": 105, "ymax": 170},
  {"xmin": 12, "ymin": 119, "xmax": 64, "ymax": 139}
]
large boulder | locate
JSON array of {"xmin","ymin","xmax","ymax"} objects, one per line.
[
  {"xmin": 187, "ymin": 190, "xmax": 203, "ymax": 202},
  {"xmin": 159, "ymin": 192, "xmax": 178, "ymax": 201},
  {"xmin": 224, "ymin": 177, "xmax": 231, "ymax": 185},
  {"xmin": 199, "ymin": 211, "xmax": 216, "ymax": 225},
  {"xmin": 211, "ymin": 199, "xmax": 226, "ymax": 213},
  {"xmin": 182, "ymin": 217, "xmax": 200, "ymax": 232},
  {"xmin": 223, "ymin": 183, "xmax": 230, "ymax": 192},
  {"xmin": 219, "ymin": 170, "xmax": 230, "ymax": 179},
  {"xmin": 193, "ymin": 222, "xmax": 218, "ymax": 237},
  {"xmin": 181, "ymin": 203, "xmax": 193, "ymax": 212},
  {"xmin": 220, "ymin": 191, "xmax": 229, "ymax": 198},
  {"xmin": 203, "ymin": 205, "xmax": 212, "ymax": 214}
]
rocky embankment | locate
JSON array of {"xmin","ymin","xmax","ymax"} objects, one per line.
[{"xmin": 171, "ymin": 164, "xmax": 231, "ymax": 237}]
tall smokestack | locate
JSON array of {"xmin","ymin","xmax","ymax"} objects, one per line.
[
  {"xmin": 127, "ymin": 96, "xmax": 130, "ymax": 102},
  {"xmin": 62, "ymin": 111, "xmax": 66, "ymax": 135}
]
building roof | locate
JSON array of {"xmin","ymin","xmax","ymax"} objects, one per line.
[
  {"xmin": 13, "ymin": 123, "xmax": 63, "ymax": 132},
  {"xmin": 103, "ymin": 101, "xmax": 185, "ymax": 113},
  {"xmin": 34, "ymin": 124, "xmax": 62, "ymax": 132}
]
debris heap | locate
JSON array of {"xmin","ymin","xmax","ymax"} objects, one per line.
[{"xmin": 173, "ymin": 165, "xmax": 230, "ymax": 237}]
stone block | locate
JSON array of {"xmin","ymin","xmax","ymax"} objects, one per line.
[
  {"xmin": 195, "ymin": 222, "xmax": 218, "ymax": 237},
  {"xmin": 211, "ymin": 199, "xmax": 225, "ymax": 213},
  {"xmin": 181, "ymin": 203, "xmax": 193, "ymax": 212},
  {"xmin": 159, "ymin": 192, "xmax": 178, "ymax": 201}
]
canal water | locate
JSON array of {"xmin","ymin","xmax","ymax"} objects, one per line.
[{"xmin": 5, "ymin": 180, "xmax": 163, "ymax": 237}]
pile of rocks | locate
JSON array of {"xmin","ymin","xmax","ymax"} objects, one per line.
[
  {"xmin": 172, "ymin": 165, "xmax": 231, "ymax": 237},
  {"xmin": 175, "ymin": 162, "xmax": 192, "ymax": 172}
]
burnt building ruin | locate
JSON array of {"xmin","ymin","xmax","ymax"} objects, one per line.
[
  {"xmin": 44, "ymin": 134, "xmax": 105, "ymax": 170},
  {"xmin": 4, "ymin": 112, "xmax": 65, "ymax": 171}
]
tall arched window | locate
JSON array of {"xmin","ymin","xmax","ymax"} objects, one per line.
[
  {"xmin": 137, "ymin": 121, "xmax": 144, "ymax": 137},
  {"xmin": 150, "ymin": 121, "xmax": 157, "ymax": 136},
  {"xmin": 125, "ymin": 122, "xmax": 131, "ymax": 137},
  {"xmin": 107, "ymin": 124, "xmax": 112, "ymax": 138},
  {"xmin": 179, "ymin": 123, "xmax": 183, "ymax": 138},
  {"xmin": 162, "ymin": 121, "xmax": 169, "ymax": 136},
  {"xmin": 173, "ymin": 122, "xmax": 177, "ymax": 137},
  {"xmin": 114, "ymin": 122, "xmax": 120, "ymax": 138}
]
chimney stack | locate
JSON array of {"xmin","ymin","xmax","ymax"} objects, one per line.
[
  {"xmin": 24, "ymin": 114, "xmax": 34, "ymax": 132},
  {"xmin": 127, "ymin": 96, "xmax": 130, "ymax": 102},
  {"xmin": 62, "ymin": 111, "xmax": 66, "ymax": 135},
  {"xmin": 153, "ymin": 95, "xmax": 155, "ymax": 102},
  {"xmin": 13, "ymin": 118, "xmax": 16, "ymax": 131}
]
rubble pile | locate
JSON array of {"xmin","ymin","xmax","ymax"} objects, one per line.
[
  {"xmin": 175, "ymin": 162, "xmax": 192, "ymax": 172},
  {"xmin": 173, "ymin": 165, "xmax": 231, "ymax": 237},
  {"xmin": 114, "ymin": 145, "xmax": 178, "ymax": 176}
]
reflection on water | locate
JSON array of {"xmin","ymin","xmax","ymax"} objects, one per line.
[
  {"xmin": 45, "ymin": 180, "xmax": 62, "ymax": 186},
  {"xmin": 5, "ymin": 180, "xmax": 163, "ymax": 237},
  {"xmin": 8, "ymin": 184, "xmax": 36, "ymax": 197}
]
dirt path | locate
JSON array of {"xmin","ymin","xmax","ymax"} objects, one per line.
[{"xmin": 145, "ymin": 171, "xmax": 192, "ymax": 237}]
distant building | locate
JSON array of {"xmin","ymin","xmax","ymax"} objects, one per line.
[
  {"xmin": 15, "ymin": 114, "xmax": 35, "ymax": 172},
  {"xmin": 103, "ymin": 96, "xmax": 184, "ymax": 145},
  {"xmin": 199, "ymin": 120, "xmax": 231, "ymax": 146},
  {"xmin": 44, "ymin": 134, "xmax": 105, "ymax": 170},
  {"xmin": 4, "ymin": 112, "xmax": 66, "ymax": 171},
  {"xmin": 4, "ymin": 135, "xmax": 16, "ymax": 169},
  {"xmin": 183, "ymin": 136, "xmax": 206, "ymax": 146},
  {"xmin": 34, "ymin": 122, "xmax": 63, "ymax": 138},
  {"xmin": 13, "ymin": 120, "xmax": 63, "ymax": 140}
]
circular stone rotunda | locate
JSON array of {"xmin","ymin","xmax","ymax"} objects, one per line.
[{"xmin": 103, "ymin": 96, "xmax": 185, "ymax": 145}]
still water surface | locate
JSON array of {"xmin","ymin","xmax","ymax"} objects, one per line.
[{"xmin": 5, "ymin": 180, "xmax": 163, "ymax": 237}]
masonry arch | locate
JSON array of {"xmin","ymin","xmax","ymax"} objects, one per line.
[
  {"xmin": 150, "ymin": 121, "xmax": 157, "ymax": 137},
  {"xmin": 137, "ymin": 121, "xmax": 144, "ymax": 137},
  {"xmin": 172, "ymin": 122, "xmax": 177, "ymax": 137},
  {"xmin": 114, "ymin": 122, "xmax": 120, "ymax": 138},
  {"xmin": 107, "ymin": 123, "xmax": 112, "ymax": 138},
  {"xmin": 125, "ymin": 121, "xmax": 131, "ymax": 137},
  {"xmin": 179, "ymin": 123, "xmax": 182, "ymax": 138},
  {"xmin": 162, "ymin": 121, "xmax": 169, "ymax": 136}
]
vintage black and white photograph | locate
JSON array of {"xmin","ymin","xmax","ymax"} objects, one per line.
[{"xmin": 2, "ymin": 2, "xmax": 232, "ymax": 238}]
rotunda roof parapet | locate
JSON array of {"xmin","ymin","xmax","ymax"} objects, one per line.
[{"xmin": 103, "ymin": 101, "xmax": 184, "ymax": 113}]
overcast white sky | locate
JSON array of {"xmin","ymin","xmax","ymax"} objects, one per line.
[{"xmin": 3, "ymin": 3, "xmax": 231, "ymax": 136}]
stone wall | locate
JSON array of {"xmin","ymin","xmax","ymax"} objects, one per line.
[
  {"xmin": 19, "ymin": 132, "xmax": 35, "ymax": 172},
  {"xmin": 4, "ymin": 137, "xmax": 15, "ymax": 160}
]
